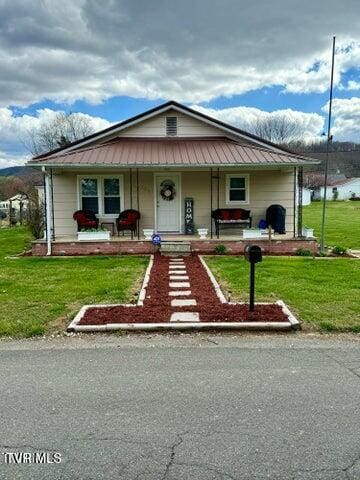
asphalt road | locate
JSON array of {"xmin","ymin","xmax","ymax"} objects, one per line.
[{"xmin": 0, "ymin": 334, "xmax": 359, "ymax": 480}]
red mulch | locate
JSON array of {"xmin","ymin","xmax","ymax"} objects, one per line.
[{"xmin": 79, "ymin": 254, "xmax": 288, "ymax": 325}]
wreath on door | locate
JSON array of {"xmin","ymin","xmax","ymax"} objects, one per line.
[{"xmin": 160, "ymin": 179, "xmax": 176, "ymax": 201}]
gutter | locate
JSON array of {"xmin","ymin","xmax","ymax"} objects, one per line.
[
  {"xmin": 27, "ymin": 161, "xmax": 320, "ymax": 169},
  {"xmin": 42, "ymin": 167, "xmax": 52, "ymax": 256}
]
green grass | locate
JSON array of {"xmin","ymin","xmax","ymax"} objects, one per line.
[
  {"xmin": 303, "ymin": 201, "xmax": 360, "ymax": 249},
  {"xmin": 0, "ymin": 227, "xmax": 148, "ymax": 337},
  {"xmin": 206, "ymin": 256, "xmax": 360, "ymax": 333}
]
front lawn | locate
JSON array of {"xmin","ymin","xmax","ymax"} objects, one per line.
[
  {"xmin": 0, "ymin": 227, "xmax": 147, "ymax": 337},
  {"xmin": 206, "ymin": 256, "xmax": 360, "ymax": 332},
  {"xmin": 303, "ymin": 201, "xmax": 360, "ymax": 249}
]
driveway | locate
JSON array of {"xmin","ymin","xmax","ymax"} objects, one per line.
[{"xmin": 0, "ymin": 334, "xmax": 359, "ymax": 479}]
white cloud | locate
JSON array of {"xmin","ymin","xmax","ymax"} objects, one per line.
[
  {"xmin": 0, "ymin": 108, "xmax": 111, "ymax": 167},
  {"xmin": 322, "ymin": 97, "xmax": 360, "ymax": 141},
  {"xmin": 191, "ymin": 105, "xmax": 325, "ymax": 142},
  {"xmin": 0, "ymin": 151, "xmax": 29, "ymax": 169},
  {"xmin": 340, "ymin": 80, "xmax": 360, "ymax": 90},
  {"xmin": 0, "ymin": 1, "xmax": 359, "ymax": 105}
]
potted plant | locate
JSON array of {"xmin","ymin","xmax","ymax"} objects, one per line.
[
  {"xmin": 197, "ymin": 228, "xmax": 208, "ymax": 239},
  {"xmin": 143, "ymin": 229, "xmax": 154, "ymax": 240},
  {"xmin": 77, "ymin": 228, "xmax": 111, "ymax": 241},
  {"xmin": 302, "ymin": 226, "xmax": 314, "ymax": 238}
]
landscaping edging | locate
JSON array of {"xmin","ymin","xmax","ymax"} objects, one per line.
[{"xmin": 67, "ymin": 254, "xmax": 300, "ymax": 332}]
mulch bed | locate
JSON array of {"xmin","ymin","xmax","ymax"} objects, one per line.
[{"xmin": 79, "ymin": 254, "xmax": 288, "ymax": 325}]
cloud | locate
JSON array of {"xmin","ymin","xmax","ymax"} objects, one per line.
[
  {"xmin": 0, "ymin": 151, "xmax": 29, "ymax": 169},
  {"xmin": 191, "ymin": 105, "xmax": 325, "ymax": 142},
  {"xmin": 0, "ymin": 0, "xmax": 360, "ymax": 105},
  {"xmin": 322, "ymin": 97, "xmax": 360, "ymax": 141},
  {"xmin": 0, "ymin": 108, "xmax": 111, "ymax": 166}
]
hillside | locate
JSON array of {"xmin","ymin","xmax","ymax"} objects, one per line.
[{"xmin": 0, "ymin": 166, "xmax": 43, "ymax": 184}]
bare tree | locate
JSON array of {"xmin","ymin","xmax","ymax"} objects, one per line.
[
  {"xmin": 251, "ymin": 115, "xmax": 303, "ymax": 145},
  {"xmin": 25, "ymin": 112, "xmax": 95, "ymax": 155}
]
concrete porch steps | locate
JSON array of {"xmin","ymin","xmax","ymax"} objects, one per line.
[{"xmin": 160, "ymin": 241, "xmax": 191, "ymax": 255}]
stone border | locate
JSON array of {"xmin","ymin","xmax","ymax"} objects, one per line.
[{"xmin": 67, "ymin": 254, "xmax": 300, "ymax": 332}]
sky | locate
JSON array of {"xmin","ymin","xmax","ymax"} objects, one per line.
[{"xmin": 1, "ymin": 0, "xmax": 360, "ymax": 168}]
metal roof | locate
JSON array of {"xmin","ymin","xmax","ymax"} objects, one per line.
[{"xmin": 28, "ymin": 137, "xmax": 319, "ymax": 168}]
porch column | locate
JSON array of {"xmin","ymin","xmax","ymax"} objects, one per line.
[
  {"xmin": 42, "ymin": 167, "xmax": 53, "ymax": 255},
  {"xmin": 217, "ymin": 168, "xmax": 220, "ymax": 239},
  {"xmin": 210, "ymin": 168, "xmax": 213, "ymax": 239},
  {"xmin": 136, "ymin": 168, "xmax": 140, "ymax": 240},
  {"xmin": 297, "ymin": 167, "xmax": 303, "ymax": 237},
  {"xmin": 129, "ymin": 168, "xmax": 133, "ymax": 240}
]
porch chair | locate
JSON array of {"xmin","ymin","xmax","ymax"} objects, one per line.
[
  {"xmin": 73, "ymin": 210, "xmax": 99, "ymax": 231},
  {"xmin": 116, "ymin": 209, "xmax": 141, "ymax": 237}
]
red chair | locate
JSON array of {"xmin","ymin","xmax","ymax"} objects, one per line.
[
  {"xmin": 116, "ymin": 209, "xmax": 140, "ymax": 237},
  {"xmin": 73, "ymin": 210, "xmax": 99, "ymax": 231}
]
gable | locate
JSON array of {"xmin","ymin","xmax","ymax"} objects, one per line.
[
  {"xmin": 32, "ymin": 101, "xmax": 293, "ymax": 159},
  {"xmin": 117, "ymin": 108, "xmax": 226, "ymax": 138}
]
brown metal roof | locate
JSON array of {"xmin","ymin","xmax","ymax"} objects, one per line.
[{"xmin": 28, "ymin": 137, "xmax": 319, "ymax": 167}]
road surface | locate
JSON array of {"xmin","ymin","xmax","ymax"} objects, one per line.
[{"xmin": 0, "ymin": 333, "xmax": 359, "ymax": 479}]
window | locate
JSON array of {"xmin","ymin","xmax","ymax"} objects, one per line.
[
  {"xmin": 81, "ymin": 178, "xmax": 99, "ymax": 213},
  {"xmin": 103, "ymin": 178, "xmax": 120, "ymax": 214},
  {"xmin": 166, "ymin": 116, "xmax": 177, "ymax": 136},
  {"xmin": 79, "ymin": 176, "xmax": 123, "ymax": 216},
  {"xmin": 226, "ymin": 174, "xmax": 249, "ymax": 204}
]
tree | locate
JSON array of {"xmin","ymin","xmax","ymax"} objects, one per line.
[
  {"xmin": 251, "ymin": 115, "xmax": 303, "ymax": 145},
  {"xmin": 26, "ymin": 112, "xmax": 95, "ymax": 155}
]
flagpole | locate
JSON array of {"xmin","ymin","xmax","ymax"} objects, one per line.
[{"xmin": 320, "ymin": 36, "xmax": 336, "ymax": 254}]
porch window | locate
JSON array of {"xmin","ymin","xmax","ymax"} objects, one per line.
[
  {"xmin": 79, "ymin": 176, "xmax": 123, "ymax": 216},
  {"xmin": 226, "ymin": 174, "xmax": 249, "ymax": 204},
  {"xmin": 81, "ymin": 178, "xmax": 99, "ymax": 214},
  {"xmin": 103, "ymin": 178, "xmax": 121, "ymax": 214}
]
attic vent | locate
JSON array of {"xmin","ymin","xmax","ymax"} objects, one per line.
[{"xmin": 166, "ymin": 116, "xmax": 177, "ymax": 136}]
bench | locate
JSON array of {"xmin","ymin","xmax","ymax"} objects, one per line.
[{"xmin": 212, "ymin": 208, "xmax": 252, "ymax": 236}]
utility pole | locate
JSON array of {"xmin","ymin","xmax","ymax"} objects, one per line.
[{"xmin": 320, "ymin": 36, "xmax": 336, "ymax": 254}]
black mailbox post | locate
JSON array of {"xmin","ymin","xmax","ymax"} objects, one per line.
[{"xmin": 244, "ymin": 245, "xmax": 263, "ymax": 311}]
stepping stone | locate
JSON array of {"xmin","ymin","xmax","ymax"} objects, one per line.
[
  {"xmin": 169, "ymin": 290, "xmax": 191, "ymax": 296},
  {"xmin": 170, "ymin": 312, "xmax": 200, "ymax": 322},
  {"xmin": 169, "ymin": 282, "xmax": 190, "ymax": 288},
  {"xmin": 169, "ymin": 270, "xmax": 187, "ymax": 275},
  {"xmin": 169, "ymin": 265, "xmax": 185, "ymax": 269},
  {"xmin": 169, "ymin": 275, "xmax": 189, "ymax": 281},
  {"xmin": 171, "ymin": 299, "xmax": 197, "ymax": 307}
]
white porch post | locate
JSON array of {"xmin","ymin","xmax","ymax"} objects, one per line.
[{"xmin": 42, "ymin": 167, "xmax": 52, "ymax": 255}]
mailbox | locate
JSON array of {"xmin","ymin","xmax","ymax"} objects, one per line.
[
  {"xmin": 244, "ymin": 244, "xmax": 262, "ymax": 311},
  {"xmin": 244, "ymin": 245, "xmax": 262, "ymax": 264}
]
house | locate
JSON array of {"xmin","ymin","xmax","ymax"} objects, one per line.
[
  {"xmin": 312, "ymin": 177, "xmax": 360, "ymax": 201},
  {"xmin": 0, "ymin": 194, "xmax": 28, "ymax": 224},
  {"xmin": 302, "ymin": 187, "xmax": 312, "ymax": 206},
  {"xmin": 27, "ymin": 101, "xmax": 319, "ymax": 255}
]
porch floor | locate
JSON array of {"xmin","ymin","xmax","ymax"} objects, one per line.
[{"xmin": 50, "ymin": 232, "xmax": 297, "ymax": 243}]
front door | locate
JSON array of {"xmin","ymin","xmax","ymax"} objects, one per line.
[{"xmin": 155, "ymin": 174, "xmax": 181, "ymax": 232}]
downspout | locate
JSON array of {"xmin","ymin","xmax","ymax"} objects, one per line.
[{"xmin": 42, "ymin": 167, "xmax": 52, "ymax": 256}]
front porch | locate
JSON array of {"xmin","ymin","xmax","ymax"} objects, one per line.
[{"xmin": 32, "ymin": 232, "xmax": 318, "ymax": 256}]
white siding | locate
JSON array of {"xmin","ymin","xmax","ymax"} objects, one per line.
[
  {"xmin": 52, "ymin": 168, "xmax": 295, "ymax": 237},
  {"xmin": 118, "ymin": 109, "xmax": 224, "ymax": 138}
]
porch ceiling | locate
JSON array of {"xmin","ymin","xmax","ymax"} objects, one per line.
[{"xmin": 28, "ymin": 137, "xmax": 319, "ymax": 168}]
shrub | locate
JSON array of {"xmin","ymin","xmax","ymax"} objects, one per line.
[
  {"xmin": 25, "ymin": 196, "xmax": 44, "ymax": 239},
  {"xmin": 214, "ymin": 244, "xmax": 227, "ymax": 255},
  {"xmin": 295, "ymin": 248, "xmax": 312, "ymax": 257},
  {"xmin": 331, "ymin": 245, "xmax": 347, "ymax": 255}
]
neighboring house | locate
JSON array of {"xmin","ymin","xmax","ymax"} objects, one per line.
[
  {"xmin": 0, "ymin": 194, "xmax": 28, "ymax": 220},
  {"xmin": 302, "ymin": 187, "xmax": 312, "ymax": 206},
  {"xmin": 27, "ymin": 101, "xmax": 319, "ymax": 255},
  {"xmin": 313, "ymin": 177, "xmax": 360, "ymax": 200}
]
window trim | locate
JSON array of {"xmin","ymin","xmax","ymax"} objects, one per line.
[
  {"xmin": 77, "ymin": 175, "xmax": 124, "ymax": 217},
  {"xmin": 225, "ymin": 174, "xmax": 250, "ymax": 205}
]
